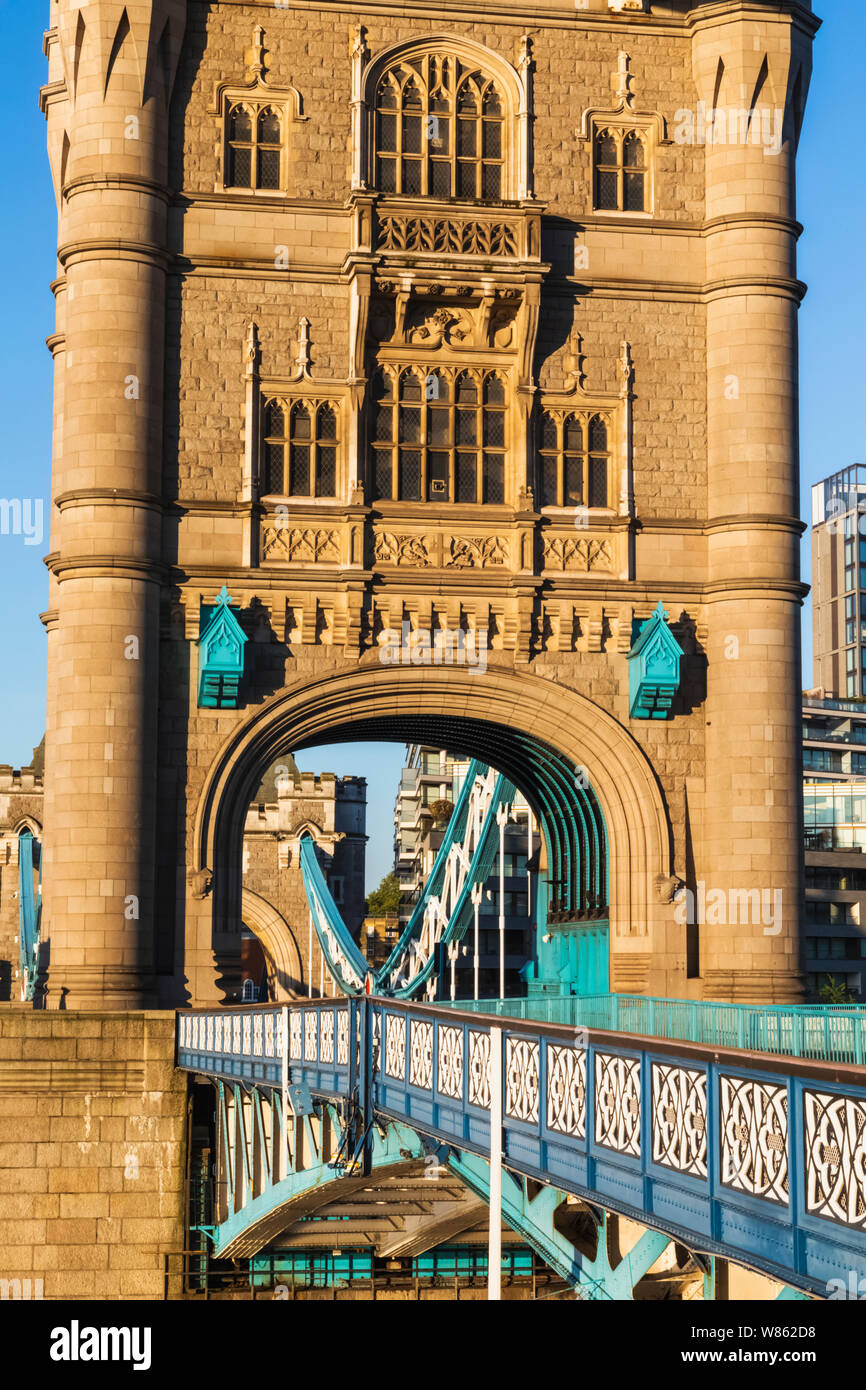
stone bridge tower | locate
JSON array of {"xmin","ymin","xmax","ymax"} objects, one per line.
[{"xmin": 40, "ymin": 0, "xmax": 818, "ymax": 1009}]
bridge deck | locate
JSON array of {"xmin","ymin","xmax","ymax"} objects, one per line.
[{"xmin": 177, "ymin": 996, "xmax": 866, "ymax": 1297}]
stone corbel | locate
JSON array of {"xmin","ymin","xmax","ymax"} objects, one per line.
[
  {"xmin": 189, "ymin": 867, "xmax": 214, "ymax": 901},
  {"xmin": 344, "ymin": 589, "xmax": 365, "ymax": 654},
  {"xmin": 348, "ymin": 270, "xmax": 373, "ymax": 381},
  {"xmin": 300, "ymin": 597, "xmax": 318, "ymax": 646},
  {"xmin": 393, "ymin": 289, "xmax": 411, "ymax": 345},
  {"xmin": 655, "ymin": 873, "xmax": 685, "ymax": 905},
  {"xmin": 477, "ymin": 294, "xmax": 496, "ymax": 348},
  {"xmin": 517, "ymin": 285, "xmax": 542, "ymax": 389}
]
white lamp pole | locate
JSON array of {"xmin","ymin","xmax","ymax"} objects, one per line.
[
  {"xmin": 527, "ymin": 813, "xmax": 533, "ymax": 924},
  {"xmin": 308, "ymin": 912, "xmax": 313, "ymax": 998},
  {"xmin": 488, "ymin": 1025, "xmax": 503, "ymax": 1301},
  {"xmin": 471, "ymin": 882, "xmax": 483, "ymax": 1001},
  {"xmin": 496, "ymin": 804, "xmax": 510, "ymax": 1000}
]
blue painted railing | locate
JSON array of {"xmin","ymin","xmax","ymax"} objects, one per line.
[
  {"xmin": 454, "ymin": 994, "xmax": 866, "ymax": 1065},
  {"xmin": 177, "ymin": 996, "xmax": 866, "ymax": 1297}
]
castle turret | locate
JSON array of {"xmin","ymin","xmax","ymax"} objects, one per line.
[
  {"xmin": 41, "ymin": 2, "xmax": 187, "ymax": 1007},
  {"xmin": 692, "ymin": 2, "xmax": 817, "ymax": 1000}
]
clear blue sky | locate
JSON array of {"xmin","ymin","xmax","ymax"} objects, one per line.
[{"xmin": 0, "ymin": 0, "xmax": 861, "ymax": 882}]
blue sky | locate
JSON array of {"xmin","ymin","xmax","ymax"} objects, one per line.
[{"xmin": 0, "ymin": 0, "xmax": 861, "ymax": 886}]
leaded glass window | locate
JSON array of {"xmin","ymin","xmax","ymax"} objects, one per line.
[
  {"xmin": 372, "ymin": 367, "xmax": 507, "ymax": 503},
  {"xmin": 375, "ymin": 55, "xmax": 505, "ymax": 201},
  {"xmin": 537, "ymin": 411, "xmax": 610, "ymax": 509},
  {"xmin": 226, "ymin": 103, "xmax": 283, "ymax": 190},
  {"xmin": 263, "ymin": 399, "xmax": 339, "ymax": 497},
  {"xmin": 593, "ymin": 128, "xmax": 648, "ymax": 212}
]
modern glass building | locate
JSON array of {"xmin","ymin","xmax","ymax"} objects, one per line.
[{"xmin": 811, "ymin": 465, "xmax": 866, "ymax": 696}]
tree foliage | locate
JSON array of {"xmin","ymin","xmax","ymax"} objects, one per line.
[{"xmin": 366, "ymin": 871, "xmax": 402, "ymax": 916}]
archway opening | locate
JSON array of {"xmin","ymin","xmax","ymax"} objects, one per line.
[
  {"xmin": 232, "ymin": 719, "xmax": 610, "ymax": 1005},
  {"xmin": 194, "ymin": 664, "xmax": 670, "ymax": 1006}
]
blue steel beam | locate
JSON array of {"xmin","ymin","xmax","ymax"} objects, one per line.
[
  {"xmin": 449, "ymin": 1149, "xmax": 672, "ymax": 1297},
  {"xmin": 214, "ymin": 1103, "xmax": 427, "ymax": 1259}
]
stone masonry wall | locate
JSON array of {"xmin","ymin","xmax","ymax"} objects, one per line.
[{"xmin": 0, "ymin": 1013, "xmax": 186, "ymax": 1299}]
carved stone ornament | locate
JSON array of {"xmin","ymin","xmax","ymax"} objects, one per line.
[
  {"xmin": 189, "ymin": 867, "xmax": 213, "ymax": 900},
  {"xmin": 655, "ymin": 874, "xmax": 685, "ymax": 905},
  {"xmin": 262, "ymin": 527, "xmax": 339, "ymax": 564},
  {"xmin": 544, "ymin": 537, "xmax": 612, "ymax": 571},
  {"xmin": 375, "ymin": 533, "xmax": 431, "ymax": 566},
  {"xmin": 447, "ymin": 536, "xmax": 508, "ymax": 568}
]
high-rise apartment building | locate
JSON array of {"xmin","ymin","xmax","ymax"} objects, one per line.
[{"xmin": 811, "ymin": 466, "xmax": 866, "ymax": 696}]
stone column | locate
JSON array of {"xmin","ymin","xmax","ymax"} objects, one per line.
[
  {"xmin": 692, "ymin": 5, "xmax": 816, "ymax": 1001},
  {"xmin": 42, "ymin": 2, "xmax": 187, "ymax": 1008}
]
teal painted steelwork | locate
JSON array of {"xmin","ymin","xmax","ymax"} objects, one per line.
[
  {"xmin": 298, "ymin": 739, "xmax": 612, "ymax": 1000},
  {"xmin": 627, "ymin": 601, "xmax": 683, "ymax": 719},
  {"xmin": 197, "ymin": 586, "xmax": 248, "ymax": 708},
  {"xmin": 454, "ymin": 992, "xmax": 866, "ymax": 1064},
  {"xmin": 298, "ymin": 835, "xmax": 370, "ymax": 995},
  {"xmin": 213, "ymin": 1096, "xmax": 426, "ymax": 1258},
  {"xmin": 248, "ymin": 1246, "xmax": 533, "ymax": 1289},
  {"xmin": 17, "ymin": 830, "xmax": 41, "ymax": 1003},
  {"xmin": 529, "ymin": 872, "xmax": 610, "ymax": 997},
  {"xmin": 298, "ymin": 759, "xmax": 517, "ymax": 998},
  {"xmin": 449, "ymin": 1151, "xmax": 671, "ymax": 1299},
  {"xmin": 179, "ymin": 997, "xmax": 866, "ymax": 1296},
  {"xmin": 376, "ymin": 759, "xmax": 515, "ymax": 997}
]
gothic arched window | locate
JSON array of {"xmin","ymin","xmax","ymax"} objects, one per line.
[
  {"xmin": 226, "ymin": 102, "xmax": 283, "ymax": 190},
  {"xmin": 372, "ymin": 367, "xmax": 507, "ymax": 503},
  {"xmin": 374, "ymin": 55, "xmax": 505, "ymax": 201},
  {"xmin": 593, "ymin": 128, "xmax": 648, "ymax": 212},
  {"xmin": 537, "ymin": 411, "xmax": 610, "ymax": 509},
  {"xmin": 263, "ymin": 398, "xmax": 339, "ymax": 497}
]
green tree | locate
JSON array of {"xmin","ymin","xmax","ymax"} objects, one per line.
[
  {"xmin": 817, "ymin": 975, "xmax": 855, "ymax": 1005},
  {"xmin": 366, "ymin": 872, "xmax": 402, "ymax": 916}
]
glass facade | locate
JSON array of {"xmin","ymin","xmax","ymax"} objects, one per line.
[{"xmin": 804, "ymin": 781, "xmax": 866, "ymax": 852}]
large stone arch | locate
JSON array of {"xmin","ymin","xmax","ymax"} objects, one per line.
[
  {"xmin": 241, "ymin": 888, "xmax": 304, "ymax": 1001},
  {"xmin": 187, "ymin": 661, "xmax": 673, "ymax": 1002}
]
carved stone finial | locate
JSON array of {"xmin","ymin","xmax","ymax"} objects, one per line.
[
  {"xmin": 619, "ymin": 340, "xmax": 634, "ymax": 397},
  {"xmin": 244, "ymin": 321, "xmax": 260, "ymax": 376},
  {"xmin": 296, "ymin": 317, "xmax": 311, "ymax": 378},
  {"xmin": 518, "ymin": 34, "xmax": 533, "ymax": 72},
  {"xmin": 249, "ymin": 25, "xmax": 267, "ymax": 84},
  {"xmin": 564, "ymin": 327, "xmax": 585, "ymax": 388},
  {"xmin": 351, "ymin": 23, "xmax": 369, "ymax": 65},
  {"xmin": 615, "ymin": 51, "xmax": 635, "ymax": 110}
]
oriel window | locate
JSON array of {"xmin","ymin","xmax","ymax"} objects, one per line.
[
  {"xmin": 375, "ymin": 55, "xmax": 505, "ymax": 202},
  {"xmin": 372, "ymin": 368, "xmax": 507, "ymax": 504}
]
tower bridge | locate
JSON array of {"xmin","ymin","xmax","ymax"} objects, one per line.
[{"xmin": 0, "ymin": 0, "xmax": 842, "ymax": 1303}]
